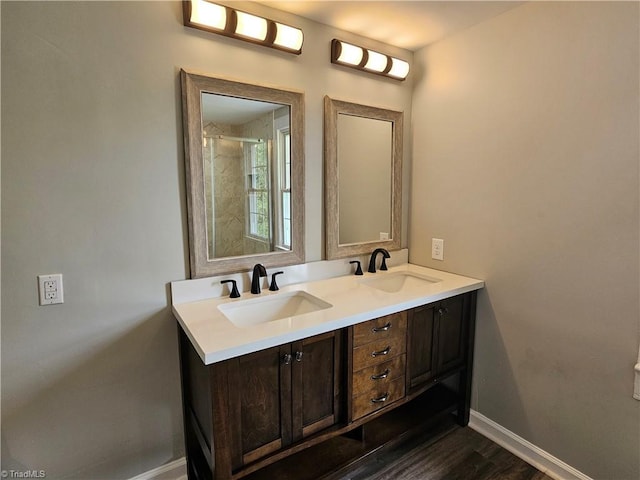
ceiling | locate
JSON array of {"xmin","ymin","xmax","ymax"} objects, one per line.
[{"xmin": 259, "ymin": 1, "xmax": 524, "ymax": 51}]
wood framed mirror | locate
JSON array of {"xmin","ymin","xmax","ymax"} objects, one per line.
[
  {"xmin": 181, "ymin": 70, "xmax": 304, "ymax": 277},
  {"xmin": 324, "ymin": 96, "xmax": 402, "ymax": 259}
]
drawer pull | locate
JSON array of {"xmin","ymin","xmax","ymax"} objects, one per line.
[
  {"xmin": 372, "ymin": 322, "xmax": 392, "ymax": 333},
  {"xmin": 371, "ymin": 346, "xmax": 391, "ymax": 357},
  {"xmin": 295, "ymin": 351, "xmax": 303, "ymax": 362},
  {"xmin": 282, "ymin": 353, "xmax": 292, "ymax": 365},
  {"xmin": 371, "ymin": 393, "xmax": 389, "ymax": 404},
  {"xmin": 371, "ymin": 369, "xmax": 390, "ymax": 380}
]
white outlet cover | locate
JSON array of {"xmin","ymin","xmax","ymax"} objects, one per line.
[
  {"xmin": 432, "ymin": 238, "xmax": 444, "ymax": 261},
  {"xmin": 38, "ymin": 274, "xmax": 64, "ymax": 305}
]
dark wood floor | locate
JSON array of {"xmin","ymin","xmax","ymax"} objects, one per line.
[
  {"xmin": 244, "ymin": 413, "xmax": 554, "ymax": 480},
  {"xmin": 332, "ymin": 422, "xmax": 554, "ymax": 480}
]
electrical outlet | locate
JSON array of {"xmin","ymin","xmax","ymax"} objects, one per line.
[
  {"xmin": 432, "ymin": 238, "xmax": 444, "ymax": 261},
  {"xmin": 380, "ymin": 232, "xmax": 389, "ymax": 240},
  {"xmin": 38, "ymin": 274, "xmax": 64, "ymax": 305}
]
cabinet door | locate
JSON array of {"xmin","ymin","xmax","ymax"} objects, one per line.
[
  {"xmin": 406, "ymin": 303, "xmax": 437, "ymax": 390},
  {"xmin": 436, "ymin": 295, "xmax": 466, "ymax": 374},
  {"xmin": 291, "ymin": 330, "xmax": 343, "ymax": 441},
  {"xmin": 227, "ymin": 345, "xmax": 292, "ymax": 468}
]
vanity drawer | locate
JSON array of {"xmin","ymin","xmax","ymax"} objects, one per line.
[
  {"xmin": 352, "ymin": 336, "xmax": 406, "ymax": 370},
  {"xmin": 353, "ymin": 312, "xmax": 407, "ymax": 347},
  {"xmin": 352, "ymin": 376, "xmax": 406, "ymax": 420},
  {"xmin": 352, "ymin": 354, "xmax": 406, "ymax": 397}
]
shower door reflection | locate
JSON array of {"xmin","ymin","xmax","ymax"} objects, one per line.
[{"xmin": 202, "ymin": 95, "xmax": 291, "ymax": 261}]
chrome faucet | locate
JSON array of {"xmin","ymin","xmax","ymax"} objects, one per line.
[
  {"xmin": 368, "ymin": 248, "xmax": 390, "ymax": 273},
  {"xmin": 251, "ymin": 264, "xmax": 267, "ymax": 294}
]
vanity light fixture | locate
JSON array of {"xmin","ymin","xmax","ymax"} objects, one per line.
[
  {"xmin": 331, "ymin": 39, "xmax": 410, "ymax": 81},
  {"xmin": 183, "ymin": 0, "xmax": 304, "ymax": 54}
]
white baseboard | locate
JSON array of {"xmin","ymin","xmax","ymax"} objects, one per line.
[
  {"xmin": 469, "ymin": 410, "xmax": 592, "ymax": 480},
  {"xmin": 129, "ymin": 458, "xmax": 187, "ymax": 480}
]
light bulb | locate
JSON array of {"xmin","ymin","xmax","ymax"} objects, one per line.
[
  {"xmin": 274, "ymin": 23, "xmax": 304, "ymax": 51},
  {"xmin": 388, "ymin": 58, "xmax": 410, "ymax": 79},
  {"xmin": 189, "ymin": 0, "xmax": 226, "ymax": 30},
  {"xmin": 365, "ymin": 50, "xmax": 388, "ymax": 73},
  {"xmin": 235, "ymin": 11, "xmax": 268, "ymax": 41},
  {"xmin": 336, "ymin": 41, "xmax": 363, "ymax": 66}
]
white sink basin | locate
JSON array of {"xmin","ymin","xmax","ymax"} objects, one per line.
[
  {"xmin": 218, "ymin": 291, "xmax": 333, "ymax": 327},
  {"xmin": 360, "ymin": 272, "xmax": 441, "ymax": 293}
]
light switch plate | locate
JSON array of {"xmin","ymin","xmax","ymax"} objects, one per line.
[{"xmin": 432, "ymin": 238, "xmax": 444, "ymax": 261}]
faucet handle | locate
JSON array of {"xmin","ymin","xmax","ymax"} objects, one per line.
[
  {"xmin": 349, "ymin": 260, "xmax": 363, "ymax": 276},
  {"xmin": 269, "ymin": 271, "xmax": 284, "ymax": 291},
  {"xmin": 221, "ymin": 279, "xmax": 240, "ymax": 298}
]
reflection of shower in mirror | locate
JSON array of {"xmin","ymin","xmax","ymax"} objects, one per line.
[{"xmin": 181, "ymin": 70, "xmax": 305, "ymax": 277}]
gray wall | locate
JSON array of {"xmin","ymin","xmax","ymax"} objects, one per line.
[
  {"xmin": 5, "ymin": 1, "xmax": 638, "ymax": 479},
  {"xmin": 1, "ymin": 1, "xmax": 412, "ymax": 478},
  {"xmin": 410, "ymin": 2, "xmax": 639, "ymax": 479}
]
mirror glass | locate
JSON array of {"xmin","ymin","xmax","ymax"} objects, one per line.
[
  {"xmin": 324, "ymin": 96, "xmax": 402, "ymax": 259},
  {"xmin": 337, "ymin": 114, "xmax": 392, "ymax": 244},
  {"xmin": 182, "ymin": 70, "xmax": 304, "ymax": 278},
  {"xmin": 201, "ymin": 94, "xmax": 291, "ymax": 260}
]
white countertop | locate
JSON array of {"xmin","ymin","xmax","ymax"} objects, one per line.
[{"xmin": 172, "ymin": 262, "xmax": 484, "ymax": 365}]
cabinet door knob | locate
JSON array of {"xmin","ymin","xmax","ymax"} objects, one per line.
[
  {"xmin": 438, "ymin": 307, "xmax": 449, "ymax": 316},
  {"xmin": 371, "ymin": 393, "xmax": 389, "ymax": 404},
  {"xmin": 371, "ymin": 369, "xmax": 390, "ymax": 380},
  {"xmin": 282, "ymin": 353, "xmax": 293, "ymax": 365},
  {"xmin": 371, "ymin": 346, "xmax": 391, "ymax": 357},
  {"xmin": 372, "ymin": 322, "xmax": 392, "ymax": 333},
  {"xmin": 295, "ymin": 351, "xmax": 303, "ymax": 362}
]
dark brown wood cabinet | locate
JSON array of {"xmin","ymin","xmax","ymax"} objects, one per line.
[
  {"xmin": 406, "ymin": 293, "xmax": 476, "ymax": 425},
  {"xmin": 407, "ymin": 295, "xmax": 467, "ymax": 390},
  {"xmin": 437, "ymin": 295, "xmax": 467, "ymax": 374},
  {"xmin": 179, "ymin": 330, "xmax": 344, "ymax": 480},
  {"xmin": 224, "ymin": 331, "xmax": 343, "ymax": 468},
  {"xmin": 226, "ymin": 345, "xmax": 290, "ymax": 467},
  {"xmin": 292, "ymin": 332, "xmax": 344, "ymax": 440},
  {"xmin": 349, "ymin": 312, "xmax": 407, "ymax": 421},
  {"xmin": 178, "ymin": 291, "xmax": 477, "ymax": 480},
  {"xmin": 406, "ymin": 303, "xmax": 437, "ymax": 388}
]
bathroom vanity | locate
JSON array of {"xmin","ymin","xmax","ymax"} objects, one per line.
[
  {"xmin": 172, "ymin": 261, "xmax": 483, "ymax": 480},
  {"xmin": 176, "ymin": 68, "xmax": 483, "ymax": 480}
]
